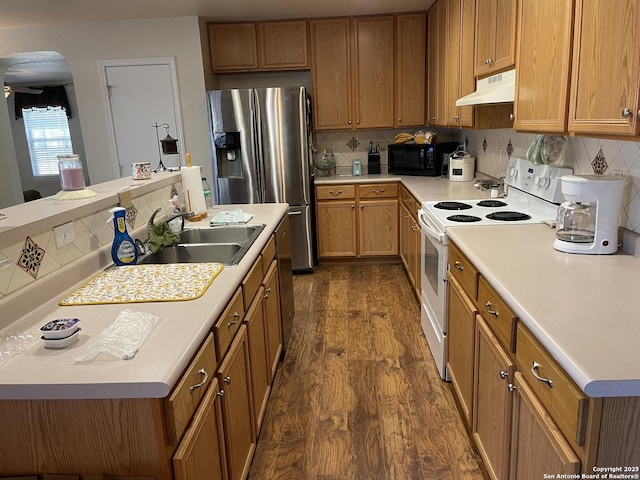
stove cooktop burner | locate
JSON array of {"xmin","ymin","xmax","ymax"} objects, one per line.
[
  {"xmin": 434, "ymin": 201, "xmax": 472, "ymax": 211},
  {"xmin": 476, "ymin": 200, "xmax": 508, "ymax": 208},
  {"xmin": 485, "ymin": 211, "xmax": 532, "ymax": 221},
  {"xmin": 447, "ymin": 214, "xmax": 482, "ymax": 223}
]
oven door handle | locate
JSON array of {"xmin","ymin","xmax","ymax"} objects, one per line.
[{"xmin": 418, "ymin": 210, "xmax": 447, "ymax": 243}]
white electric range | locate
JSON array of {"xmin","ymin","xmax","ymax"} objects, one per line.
[{"xmin": 418, "ymin": 157, "xmax": 573, "ymax": 379}]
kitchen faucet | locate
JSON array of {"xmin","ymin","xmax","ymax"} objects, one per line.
[{"xmin": 136, "ymin": 208, "xmax": 194, "ymax": 255}]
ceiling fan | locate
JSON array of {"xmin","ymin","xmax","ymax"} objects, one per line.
[{"xmin": 4, "ymin": 85, "xmax": 44, "ymax": 97}]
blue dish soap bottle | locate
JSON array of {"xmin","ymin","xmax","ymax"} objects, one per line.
[{"xmin": 110, "ymin": 207, "xmax": 138, "ymax": 266}]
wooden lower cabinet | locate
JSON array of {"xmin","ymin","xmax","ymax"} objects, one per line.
[
  {"xmin": 509, "ymin": 372, "xmax": 580, "ymax": 480},
  {"xmin": 316, "ymin": 183, "xmax": 399, "ymax": 260},
  {"xmin": 217, "ymin": 325, "xmax": 255, "ymax": 480},
  {"xmin": 263, "ymin": 260, "xmax": 282, "ymax": 381},
  {"xmin": 358, "ymin": 199, "xmax": 398, "ymax": 256},
  {"xmin": 173, "ymin": 378, "xmax": 228, "ymax": 480},
  {"xmin": 446, "ymin": 275, "xmax": 477, "ymax": 427},
  {"xmin": 316, "ymin": 200, "xmax": 357, "ymax": 257},
  {"xmin": 244, "ymin": 288, "xmax": 270, "ymax": 436},
  {"xmin": 473, "ymin": 316, "xmax": 515, "ymax": 480}
]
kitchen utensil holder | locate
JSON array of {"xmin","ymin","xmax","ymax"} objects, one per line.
[{"xmin": 368, "ymin": 153, "xmax": 381, "ymax": 174}]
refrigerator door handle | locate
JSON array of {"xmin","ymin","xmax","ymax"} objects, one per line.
[{"xmin": 252, "ymin": 90, "xmax": 266, "ymax": 203}]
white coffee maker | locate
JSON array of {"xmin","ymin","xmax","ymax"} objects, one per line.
[{"xmin": 554, "ymin": 175, "xmax": 626, "ymax": 254}]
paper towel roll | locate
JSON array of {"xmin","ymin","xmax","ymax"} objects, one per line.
[{"xmin": 181, "ymin": 166, "xmax": 207, "ymax": 215}]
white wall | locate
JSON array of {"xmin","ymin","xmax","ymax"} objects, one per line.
[{"xmin": 0, "ymin": 16, "xmax": 212, "ymax": 206}]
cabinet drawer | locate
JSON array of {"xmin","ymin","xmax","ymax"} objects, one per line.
[
  {"xmin": 477, "ymin": 275, "xmax": 517, "ymax": 353},
  {"xmin": 165, "ymin": 333, "xmax": 217, "ymax": 444},
  {"xmin": 214, "ymin": 288, "xmax": 245, "ymax": 362},
  {"xmin": 358, "ymin": 183, "xmax": 398, "ymax": 199},
  {"xmin": 316, "ymin": 184, "xmax": 356, "ymax": 200},
  {"xmin": 261, "ymin": 234, "xmax": 276, "ymax": 274},
  {"xmin": 400, "ymin": 185, "xmax": 418, "ymax": 217},
  {"xmin": 448, "ymin": 241, "xmax": 479, "ymax": 300},
  {"xmin": 516, "ymin": 323, "xmax": 589, "ymax": 448},
  {"xmin": 242, "ymin": 257, "xmax": 263, "ymax": 308}
]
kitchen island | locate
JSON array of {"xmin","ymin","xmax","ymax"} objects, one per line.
[{"xmin": 0, "ymin": 187, "xmax": 288, "ymax": 479}]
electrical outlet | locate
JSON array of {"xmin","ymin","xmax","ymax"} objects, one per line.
[
  {"xmin": 53, "ymin": 222, "xmax": 75, "ymax": 248},
  {"xmin": 332, "ymin": 144, "xmax": 339, "ymax": 155}
]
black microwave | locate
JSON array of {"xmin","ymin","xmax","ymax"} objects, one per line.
[{"xmin": 388, "ymin": 142, "xmax": 459, "ymax": 176}]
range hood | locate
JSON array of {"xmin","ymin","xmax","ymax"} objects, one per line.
[{"xmin": 455, "ymin": 69, "xmax": 515, "ymax": 107}]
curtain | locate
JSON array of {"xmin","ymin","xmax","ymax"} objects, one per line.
[{"xmin": 14, "ymin": 85, "xmax": 72, "ymax": 119}]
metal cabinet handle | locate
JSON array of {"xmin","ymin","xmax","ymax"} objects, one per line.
[
  {"xmin": 453, "ymin": 115, "xmax": 459, "ymax": 121},
  {"xmin": 398, "ymin": 118, "xmax": 403, "ymax": 123},
  {"xmin": 348, "ymin": 120, "xmax": 352, "ymax": 125},
  {"xmin": 485, "ymin": 58, "xmax": 493, "ymax": 66},
  {"xmin": 287, "ymin": 211, "xmax": 302, "ymax": 216},
  {"xmin": 531, "ymin": 361, "xmax": 553, "ymax": 387},
  {"xmin": 500, "ymin": 370, "xmax": 508, "ymax": 379},
  {"xmin": 356, "ymin": 120, "xmax": 360, "ymax": 125},
  {"xmin": 263, "ymin": 287, "xmax": 272, "ymax": 299},
  {"xmin": 227, "ymin": 312, "xmax": 240, "ymax": 328},
  {"xmin": 329, "ymin": 190, "xmax": 343, "ymax": 196},
  {"xmin": 453, "ymin": 261, "xmax": 464, "ymax": 271},
  {"xmin": 409, "ymin": 201, "xmax": 415, "ymax": 207},
  {"xmin": 411, "ymin": 225, "xmax": 419, "ymax": 232},
  {"xmin": 509, "ymin": 113, "xmax": 515, "ymax": 121},
  {"xmin": 622, "ymin": 108, "xmax": 632, "ymax": 118},
  {"xmin": 216, "ymin": 389, "xmax": 225, "ymax": 398},
  {"xmin": 351, "ymin": 204, "xmax": 355, "ymax": 209},
  {"xmin": 508, "ymin": 384, "xmax": 517, "ymax": 392},
  {"xmin": 485, "ymin": 301, "xmax": 499, "ymax": 317},
  {"xmin": 223, "ymin": 376, "xmax": 231, "ymax": 385},
  {"xmin": 372, "ymin": 189, "xmax": 385, "ymax": 195},
  {"xmin": 189, "ymin": 368, "xmax": 208, "ymax": 392}
]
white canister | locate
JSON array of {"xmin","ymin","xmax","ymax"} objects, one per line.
[{"xmin": 449, "ymin": 156, "xmax": 475, "ymax": 182}]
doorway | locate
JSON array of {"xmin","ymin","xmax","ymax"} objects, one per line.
[{"xmin": 99, "ymin": 58, "xmax": 184, "ymax": 178}]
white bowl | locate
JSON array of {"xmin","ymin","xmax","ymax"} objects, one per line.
[{"xmin": 40, "ymin": 318, "xmax": 81, "ymax": 340}]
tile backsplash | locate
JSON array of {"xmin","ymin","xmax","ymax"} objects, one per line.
[{"xmin": 315, "ymin": 127, "xmax": 640, "ymax": 234}]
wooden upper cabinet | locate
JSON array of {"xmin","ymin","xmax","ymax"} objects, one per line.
[
  {"xmin": 474, "ymin": 0, "xmax": 517, "ymax": 77},
  {"xmin": 436, "ymin": 1, "xmax": 449, "ymax": 126},
  {"xmin": 514, "ymin": 0, "xmax": 574, "ymax": 133},
  {"xmin": 310, "ymin": 18, "xmax": 352, "ymax": 130},
  {"xmin": 258, "ymin": 21, "xmax": 309, "ymax": 70},
  {"xmin": 426, "ymin": 5, "xmax": 441, "ymax": 125},
  {"xmin": 395, "ymin": 13, "xmax": 426, "ymax": 127},
  {"xmin": 569, "ymin": 0, "xmax": 640, "ymax": 135},
  {"xmin": 353, "ymin": 16, "xmax": 395, "ymax": 129},
  {"xmin": 209, "ymin": 23, "xmax": 259, "ymax": 72},
  {"xmin": 458, "ymin": 0, "xmax": 476, "ymax": 126},
  {"xmin": 209, "ymin": 20, "xmax": 309, "ymax": 73}
]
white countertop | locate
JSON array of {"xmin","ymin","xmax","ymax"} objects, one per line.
[
  {"xmin": 0, "ymin": 204, "xmax": 287, "ymax": 400},
  {"xmin": 448, "ymin": 224, "xmax": 640, "ymax": 398},
  {"xmin": 315, "ymin": 173, "xmax": 490, "ymax": 204}
]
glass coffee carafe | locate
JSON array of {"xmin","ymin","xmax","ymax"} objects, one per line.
[{"xmin": 555, "ymin": 201, "xmax": 596, "ymax": 243}]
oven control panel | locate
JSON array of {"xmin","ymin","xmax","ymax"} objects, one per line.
[{"xmin": 505, "ymin": 157, "xmax": 572, "ymax": 203}]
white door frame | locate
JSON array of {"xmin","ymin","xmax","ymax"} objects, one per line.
[{"xmin": 98, "ymin": 57, "xmax": 185, "ymax": 179}]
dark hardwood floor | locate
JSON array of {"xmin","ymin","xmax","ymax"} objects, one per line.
[{"xmin": 249, "ymin": 265, "xmax": 485, "ymax": 479}]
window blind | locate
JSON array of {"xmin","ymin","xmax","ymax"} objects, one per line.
[{"xmin": 23, "ymin": 106, "xmax": 73, "ymax": 177}]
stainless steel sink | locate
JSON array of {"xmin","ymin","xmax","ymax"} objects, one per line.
[
  {"xmin": 138, "ymin": 223, "xmax": 266, "ymax": 266},
  {"xmin": 178, "ymin": 224, "xmax": 265, "ymax": 245},
  {"xmin": 138, "ymin": 243, "xmax": 243, "ymax": 266}
]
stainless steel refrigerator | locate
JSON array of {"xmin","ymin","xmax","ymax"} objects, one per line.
[{"xmin": 206, "ymin": 86, "xmax": 315, "ymax": 273}]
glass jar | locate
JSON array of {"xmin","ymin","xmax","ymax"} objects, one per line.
[
  {"xmin": 58, "ymin": 154, "xmax": 86, "ymax": 191},
  {"xmin": 555, "ymin": 201, "xmax": 596, "ymax": 243}
]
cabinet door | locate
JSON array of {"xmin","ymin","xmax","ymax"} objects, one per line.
[
  {"xmin": 473, "ymin": 316, "xmax": 515, "ymax": 480},
  {"xmin": 458, "ymin": 0, "xmax": 476, "ymax": 127},
  {"xmin": 209, "ymin": 23, "xmax": 258, "ymax": 72},
  {"xmin": 353, "ymin": 16, "xmax": 395, "ymax": 129},
  {"xmin": 509, "ymin": 372, "xmax": 580, "ymax": 480},
  {"xmin": 436, "ymin": 1, "xmax": 449, "ymax": 126},
  {"xmin": 263, "ymin": 261, "xmax": 282, "ymax": 382},
  {"xmin": 217, "ymin": 326, "xmax": 255, "ymax": 480},
  {"xmin": 258, "ymin": 21, "xmax": 308, "ymax": 70},
  {"xmin": 316, "ymin": 200, "xmax": 357, "ymax": 258},
  {"xmin": 447, "ymin": 275, "xmax": 477, "ymax": 427},
  {"xmin": 474, "ymin": 0, "xmax": 517, "ymax": 76},
  {"xmin": 514, "ymin": 0, "xmax": 574, "ymax": 132},
  {"xmin": 427, "ymin": 5, "xmax": 440, "ymax": 125},
  {"xmin": 173, "ymin": 378, "xmax": 228, "ymax": 480},
  {"xmin": 569, "ymin": 0, "xmax": 640, "ymax": 135},
  {"xmin": 244, "ymin": 290, "xmax": 270, "ymax": 436},
  {"xmin": 445, "ymin": 0, "xmax": 462, "ymax": 126},
  {"xmin": 400, "ymin": 203, "xmax": 412, "ymax": 275},
  {"xmin": 358, "ymin": 199, "xmax": 399, "ymax": 256},
  {"xmin": 395, "ymin": 13, "xmax": 426, "ymax": 127},
  {"xmin": 310, "ymin": 18, "xmax": 352, "ymax": 130}
]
